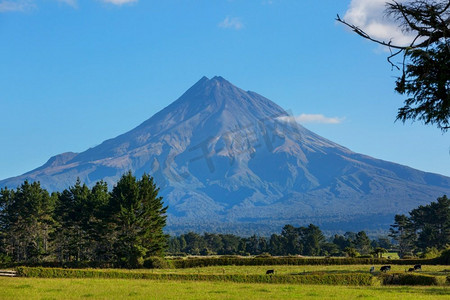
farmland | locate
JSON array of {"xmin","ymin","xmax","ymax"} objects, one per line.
[
  {"xmin": 1, "ymin": 277, "xmax": 449, "ymax": 299},
  {"xmin": 1, "ymin": 262, "xmax": 448, "ymax": 299}
]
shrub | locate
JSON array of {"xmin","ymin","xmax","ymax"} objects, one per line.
[
  {"xmin": 143, "ymin": 257, "xmax": 171, "ymax": 269},
  {"xmin": 0, "ymin": 254, "xmax": 12, "ymax": 264},
  {"xmin": 381, "ymin": 273, "xmax": 442, "ymax": 286},
  {"xmin": 421, "ymin": 247, "xmax": 442, "ymax": 259},
  {"xmin": 435, "ymin": 247, "xmax": 450, "ymax": 265}
]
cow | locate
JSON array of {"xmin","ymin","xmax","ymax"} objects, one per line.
[
  {"xmin": 414, "ymin": 264, "xmax": 422, "ymax": 271},
  {"xmin": 408, "ymin": 268, "xmax": 415, "ymax": 272},
  {"xmin": 380, "ymin": 265, "xmax": 391, "ymax": 272},
  {"xmin": 266, "ymin": 270, "xmax": 274, "ymax": 275},
  {"xmin": 369, "ymin": 266, "xmax": 375, "ymax": 273}
]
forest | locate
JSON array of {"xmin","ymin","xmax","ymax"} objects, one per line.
[{"xmin": 0, "ymin": 176, "xmax": 449, "ymax": 267}]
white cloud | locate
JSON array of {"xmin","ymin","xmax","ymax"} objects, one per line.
[
  {"xmin": 0, "ymin": 0, "xmax": 35, "ymax": 12},
  {"xmin": 343, "ymin": 0, "xmax": 416, "ymax": 47},
  {"xmin": 218, "ymin": 16, "xmax": 244, "ymax": 30},
  {"xmin": 279, "ymin": 114, "xmax": 344, "ymax": 125},
  {"xmin": 101, "ymin": 0, "xmax": 137, "ymax": 5}
]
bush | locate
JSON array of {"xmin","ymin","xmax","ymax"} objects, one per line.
[
  {"xmin": 381, "ymin": 273, "xmax": 443, "ymax": 286},
  {"xmin": 0, "ymin": 254, "xmax": 12, "ymax": 264},
  {"xmin": 435, "ymin": 247, "xmax": 450, "ymax": 265},
  {"xmin": 143, "ymin": 257, "xmax": 171, "ymax": 269},
  {"xmin": 421, "ymin": 247, "xmax": 442, "ymax": 259}
]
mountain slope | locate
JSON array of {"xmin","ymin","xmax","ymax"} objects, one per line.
[{"xmin": 1, "ymin": 76, "xmax": 449, "ymax": 235}]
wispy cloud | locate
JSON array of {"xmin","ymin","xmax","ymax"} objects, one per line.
[
  {"xmin": 279, "ymin": 114, "xmax": 344, "ymax": 125},
  {"xmin": 218, "ymin": 16, "xmax": 244, "ymax": 30},
  {"xmin": 342, "ymin": 0, "xmax": 416, "ymax": 47},
  {"xmin": 0, "ymin": 0, "xmax": 35, "ymax": 12},
  {"xmin": 57, "ymin": 0, "xmax": 77, "ymax": 8},
  {"xmin": 100, "ymin": 0, "xmax": 138, "ymax": 5}
]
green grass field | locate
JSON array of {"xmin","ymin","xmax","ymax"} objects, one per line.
[
  {"xmin": 3, "ymin": 264, "xmax": 449, "ymax": 299},
  {"xmin": 136, "ymin": 264, "xmax": 449, "ymax": 276},
  {"xmin": 1, "ymin": 277, "xmax": 449, "ymax": 300}
]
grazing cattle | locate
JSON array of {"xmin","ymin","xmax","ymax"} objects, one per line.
[
  {"xmin": 369, "ymin": 266, "xmax": 375, "ymax": 273},
  {"xmin": 266, "ymin": 270, "xmax": 274, "ymax": 275},
  {"xmin": 414, "ymin": 264, "xmax": 422, "ymax": 271},
  {"xmin": 380, "ymin": 265, "xmax": 391, "ymax": 272},
  {"xmin": 408, "ymin": 268, "xmax": 415, "ymax": 272}
]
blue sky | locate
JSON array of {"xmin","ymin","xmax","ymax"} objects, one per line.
[{"xmin": 0, "ymin": 0, "xmax": 449, "ymax": 180}]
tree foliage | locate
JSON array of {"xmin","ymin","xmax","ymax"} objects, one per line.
[
  {"xmin": 0, "ymin": 173, "xmax": 167, "ymax": 267},
  {"xmin": 389, "ymin": 195, "xmax": 450, "ymax": 257},
  {"xmin": 338, "ymin": 0, "xmax": 450, "ymax": 131}
]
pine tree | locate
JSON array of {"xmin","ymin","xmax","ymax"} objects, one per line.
[
  {"xmin": 108, "ymin": 172, "xmax": 168, "ymax": 268},
  {"xmin": 1, "ymin": 181, "xmax": 55, "ymax": 262}
]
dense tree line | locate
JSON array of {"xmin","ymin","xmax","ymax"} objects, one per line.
[
  {"xmin": 1, "ymin": 174, "xmax": 447, "ymax": 265},
  {"xmin": 389, "ymin": 195, "xmax": 450, "ymax": 258},
  {"xmin": 169, "ymin": 196, "xmax": 449, "ymax": 257},
  {"xmin": 0, "ymin": 172, "xmax": 167, "ymax": 268},
  {"xmin": 168, "ymin": 224, "xmax": 393, "ymax": 258}
]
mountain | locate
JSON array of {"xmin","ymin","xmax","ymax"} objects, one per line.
[{"xmin": 1, "ymin": 76, "xmax": 449, "ymax": 235}]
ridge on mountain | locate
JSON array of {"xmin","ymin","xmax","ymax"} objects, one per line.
[{"xmin": 1, "ymin": 76, "xmax": 449, "ymax": 235}]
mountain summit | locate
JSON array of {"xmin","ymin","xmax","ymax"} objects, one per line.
[{"xmin": 1, "ymin": 76, "xmax": 449, "ymax": 234}]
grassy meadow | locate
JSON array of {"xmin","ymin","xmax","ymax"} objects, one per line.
[
  {"xmin": 0, "ymin": 277, "xmax": 449, "ymax": 300},
  {"xmin": 2, "ymin": 261, "xmax": 449, "ymax": 299},
  {"xmin": 127, "ymin": 264, "xmax": 449, "ymax": 276}
]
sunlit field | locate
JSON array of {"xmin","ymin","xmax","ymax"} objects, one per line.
[
  {"xmin": 125, "ymin": 264, "xmax": 449, "ymax": 276},
  {"xmin": 1, "ymin": 277, "xmax": 449, "ymax": 300}
]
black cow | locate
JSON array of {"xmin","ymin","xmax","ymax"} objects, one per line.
[
  {"xmin": 266, "ymin": 270, "xmax": 274, "ymax": 275},
  {"xmin": 414, "ymin": 264, "xmax": 422, "ymax": 271},
  {"xmin": 408, "ymin": 268, "xmax": 415, "ymax": 272},
  {"xmin": 380, "ymin": 265, "xmax": 391, "ymax": 272}
]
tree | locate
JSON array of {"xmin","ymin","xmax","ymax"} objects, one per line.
[
  {"xmin": 280, "ymin": 224, "xmax": 303, "ymax": 255},
  {"xmin": 338, "ymin": 0, "xmax": 450, "ymax": 131},
  {"xmin": 0, "ymin": 181, "xmax": 55, "ymax": 262},
  {"xmin": 409, "ymin": 195, "xmax": 450, "ymax": 250},
  {"xmin": 108, "ymin": 172, "xmax": 168, "ymax": 267},
  {"xmin": 344, "ymin": 247, "xmax": 360, "ymax": 258},
  {"xmin": 301, "ymin": 224, "xmax": 325, "ymax": 256},
  {"xmin": 389, "ymin": 214, "xmax": 417, "ymax": 257},
  {"xmin": 372, "ymin": 247, "xmax": 388, "ymax": 258},
  {"xmin": 355, "ymin": 231, "xmax": 372, "ymax": 255},
  {"xmin": 53, "ymin": 179, "xmax": 91, "ymax": 262}
]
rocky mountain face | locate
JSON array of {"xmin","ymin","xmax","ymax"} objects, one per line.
[{"xmin": 1, "ymin": 76, "xmax": 449, "ymax": 235}]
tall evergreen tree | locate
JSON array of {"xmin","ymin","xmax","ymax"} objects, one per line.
[
  {"xmin": 108, "ymin": 172, "xmax": 167, "ymax": 267},
  {"xmin": 409, "ymin": 195, "xmax": 450, "ymax": 250},
  {"xmin": 0, "ymin": 181, "xmax": 55, "ymax": 262},
  {"xmin": 355, "ymin": 231, "xmax": 372, "ymax": 255},
  {"xmin": 389, "ymin": 214, "xmax": 416, "ymax": 257},
  {"xmin": 301, "ymin": 224, "xmax": 325, "ymax": 256}
]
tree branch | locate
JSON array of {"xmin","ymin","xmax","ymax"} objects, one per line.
[{"xmin": 336, "ymin": 14, "xmax": 408, "ymax": 50}]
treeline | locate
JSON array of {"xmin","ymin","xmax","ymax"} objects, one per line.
[
  {"xmin": 1, "ymin": 173, "xmax": 448, "ymax": 266},
  {"xmin": 389, "ymin": 195, "xmax": 450, "ymax": 258},
  {"xmin": 168, "ymin": 225, "xmax": 392, "ymax": 257},
  {"xmin": 0, "ymin": 172, "xmax": 167, "ymax": 268},
  {"xmin": 169, "ymin": 195, "xmax": 449, "ymax": 258}
]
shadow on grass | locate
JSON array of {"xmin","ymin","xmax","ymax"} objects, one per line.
[{"xmin": 369, "ymin": 286, "xmax": 450, "ymax": 296}]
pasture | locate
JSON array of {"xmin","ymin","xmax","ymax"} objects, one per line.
[
  {"xmin": 1, "ymin": 277, "xmax": 450, "ymax": 299},
  {"xmin": 1, "ymin": 262, "xmax": 449, "ymax": 299}
]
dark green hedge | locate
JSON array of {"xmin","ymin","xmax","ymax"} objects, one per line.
[
  {"xmin": 16, "ymin": 267, "xmax": 374, "ymax": 286},
  {"xmin": 381, "ymin": 273, "xmax": 444, "ymax": 286}
]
